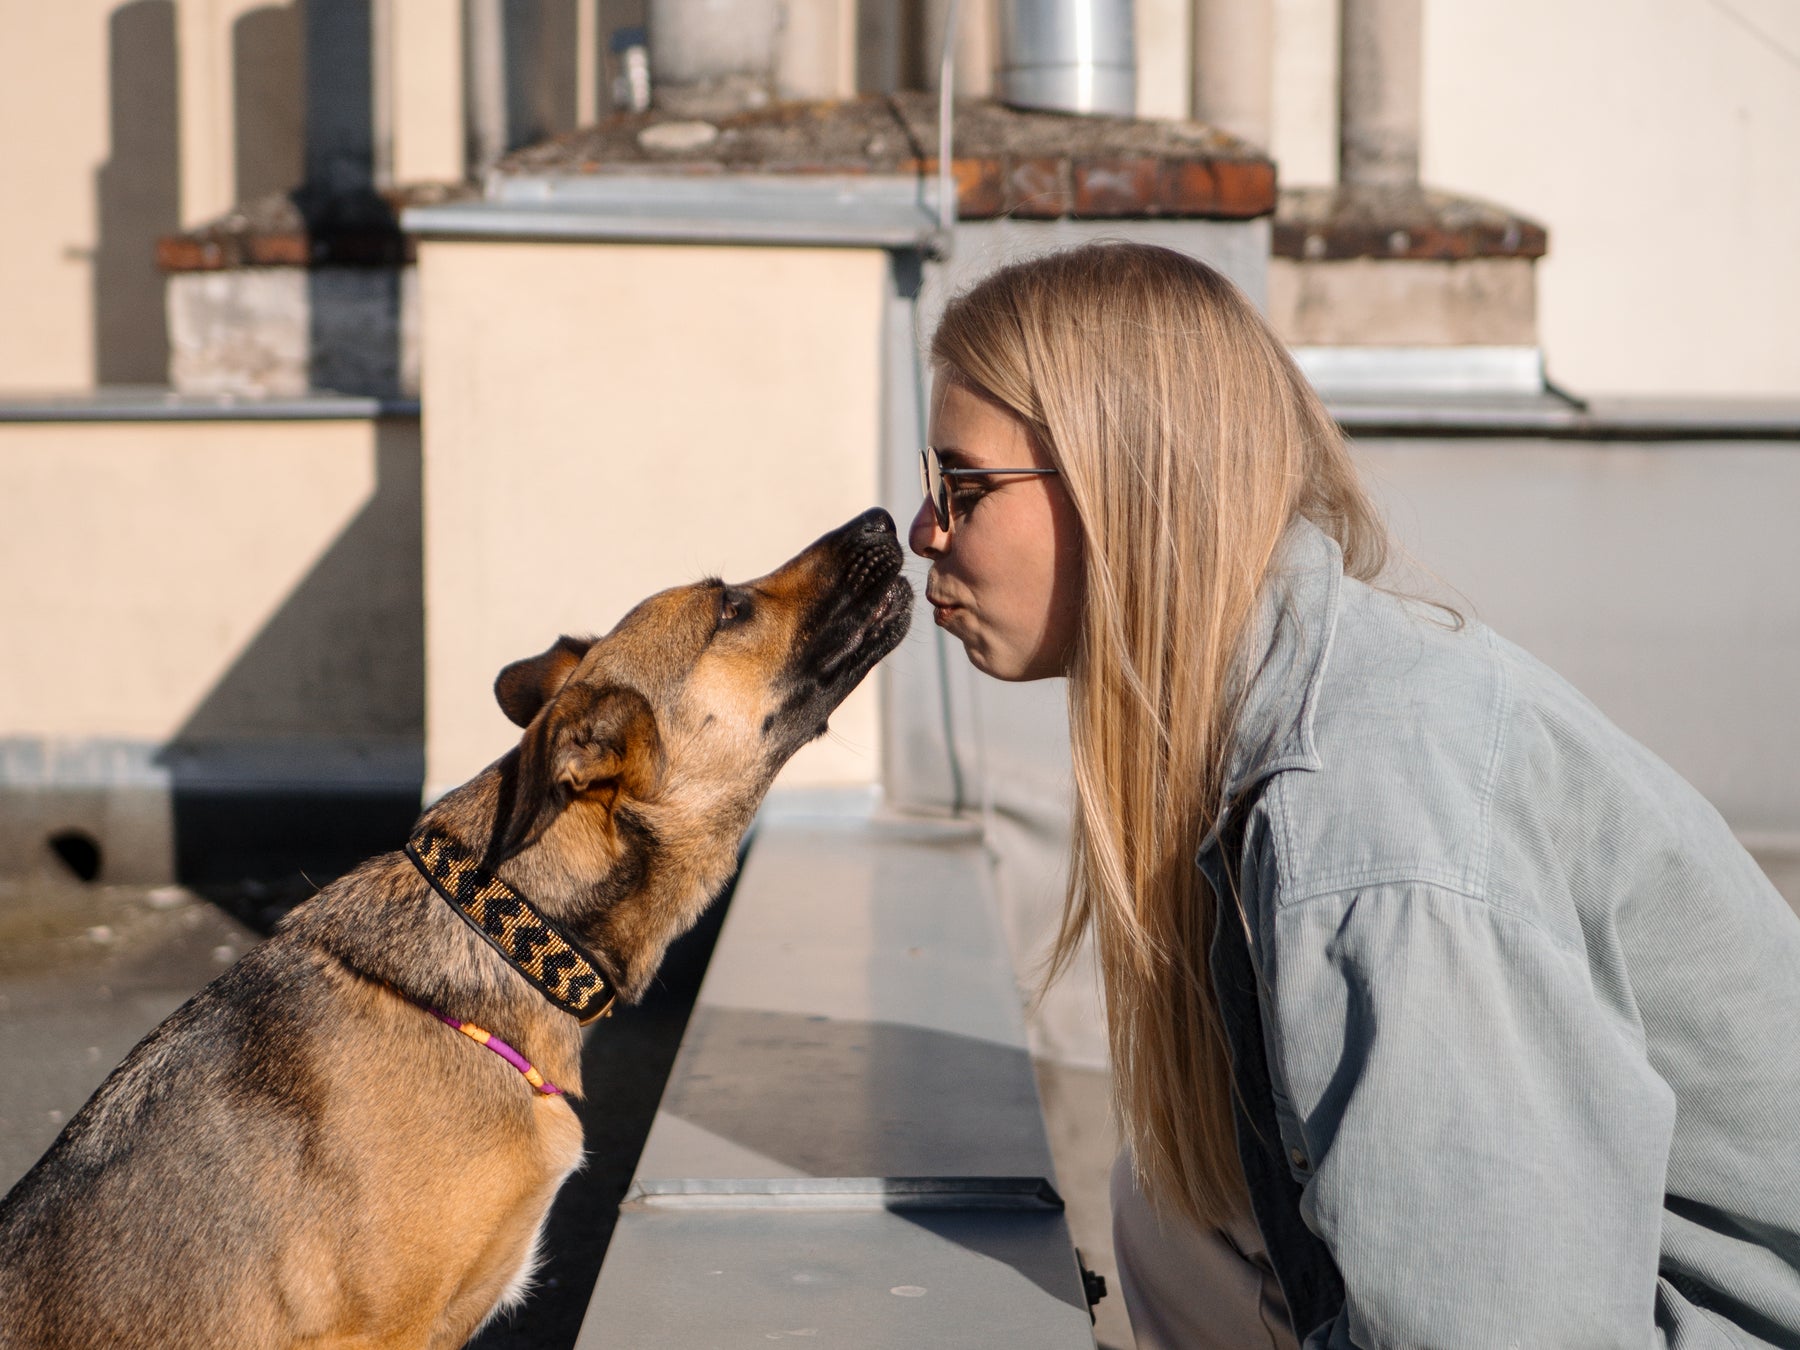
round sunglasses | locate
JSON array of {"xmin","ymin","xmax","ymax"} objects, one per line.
[{"xmin": 918, "ymin": 445, "xmax": 1059, "ymax": 531}]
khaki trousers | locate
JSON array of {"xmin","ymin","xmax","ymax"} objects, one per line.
[{"xmin": 1109, "ymin": 1152, "xmax": 1301, "ymax": 1350}]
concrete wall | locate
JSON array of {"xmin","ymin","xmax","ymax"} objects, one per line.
[
  {"xmin": 1359, "ymin": 438, "xmax": 1800, "ymax": 837},
  {"xmin": 0, "ymin": 413, "xmax": 423, "ymax": 880},
  {"xmin": 416, "ymin": 239, "xmax": 889, "ymax": 802},
  {"xmin": 1268, "ymin": 256, "xmax": 1537, "ymax": 348}
]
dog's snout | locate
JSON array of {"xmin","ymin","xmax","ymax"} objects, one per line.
[{"xmin": 851, "ymin": 507, "xmax": 895, "ymax": 539}]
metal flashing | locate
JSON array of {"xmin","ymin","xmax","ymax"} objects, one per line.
[
  {"xmin": 1296, "ymin": 344, "xmax": 1547, "ymax": 398},
  {"xmin": 405, "ymin": 174, "xmax": 941, "ymax": 250},
  {"xmin": 0, "ymin": 736, "xmax": 424, "ymax": 794},
  {"xmin": 623, "ymin": 1176, "xmax": 1066, "ymax": 1211},
  {"xmin": 0, "ymin": 389, "xmax": 418, "ymax": 423},
  {"xmin": 1330, "ymin": 395, "xmax": 1800, "ymax": 439}
]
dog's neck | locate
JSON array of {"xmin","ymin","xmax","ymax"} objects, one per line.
[
  {"xmin": 414, "ymin": 758, "xmax": 745, "ymax": 1006},
  {"xmin": 290, "ymin": 763, "xmax": 746, "ymax": 1102}
]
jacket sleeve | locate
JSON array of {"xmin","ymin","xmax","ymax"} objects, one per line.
[{"xmin": 1264, "ymin": 882, "xmax": 1675, "ymax": 1349}]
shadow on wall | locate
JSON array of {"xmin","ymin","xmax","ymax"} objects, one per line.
[
  {"xmin": 234, "ymin": 2, "xmax": 306, "ymax": 204},
  {"xmin": 94, "ymin": 0, "xmax": 178, "ymax": 385},
  {"xmin": 156, "ymin": 421, "xmax": 425, "ymax": 925},
  {"xmin": 857, "ymin": 0, "xmax": 928, "ymax": 93},
  {"xmin": 512, "ymin": 0, "xmax": 581, "ymax": 145}
]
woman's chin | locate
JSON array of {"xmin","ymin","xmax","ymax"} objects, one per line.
[
  {"xmin": 964, "ymin": 641, "xmax": 1030, "ymax": 683},
  {"xmin": 941, "ymin": 614, "xmax": 1052, "ymax": 682},
  {"xmin": 951, "ymin": 625, "xmax": 1002, "ymax": 677}
]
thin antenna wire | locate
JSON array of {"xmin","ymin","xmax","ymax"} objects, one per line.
[
  {"xmin": 937, "ymin": 0, "xmax": 963, "ymax": 237},
  {"xmin": 927, "ymin": 0, "xmax": 968, "ymax": 813}
]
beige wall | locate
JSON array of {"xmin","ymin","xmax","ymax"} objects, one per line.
[
  {"xmin": 7, "ymin": 1, "xmax": 1797, "ymax": 400},
  {"xmin": 390, "ymin": 0, "xmax": 465, "ymax": 184},
  {"xmin": 1267, "ymin": 0, "xmax": 1338, "ymax": 183},
  {"xmin": 0, "ymin": 0, "xmax": 302, "ymax": 393},
  {"xmin": 177, "ymin": 0, "xmax": 303, "ymax": 226},
  {"xmin": 1142, "ymin": 0, "xmax": 1800, "ymax": 396},
  {"xmin": 1136, "ymin": 0, "xmax": 1194, "ymax": 120},
  {"xmin": 0, "ymin": 417, "xmax": 418, "ymax": 746},
  {"xmin": 417, "ymin": 240, "xmax": 888, "ymax": 802},
  {"xmin": 1422, "ymin": 0, "xmax": 1800, "ymax": 397},
  {"xmin": 0, "ymin": 3, "xmax": 110, "ymax": 390},
  {"xmin": 0, "ymin": 0, "xmax": 455, "ymax": 397}
]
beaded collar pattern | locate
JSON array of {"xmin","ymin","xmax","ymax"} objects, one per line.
[{"xmin": 405, "ymin": 826, "xmax": 617, "ymax": 1024}]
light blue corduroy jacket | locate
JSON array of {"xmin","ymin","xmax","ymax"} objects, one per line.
[{"xmin": 1197, "ymin": 517, "xmax": 1800, "ymax": 1349}]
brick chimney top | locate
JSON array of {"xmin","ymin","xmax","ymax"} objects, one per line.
[{"xmin": 497, "ymin": 94, "xmax": 1275, "ymax": 221}]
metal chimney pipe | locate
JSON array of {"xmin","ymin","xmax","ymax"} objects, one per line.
[{"xmin": 996, "ymin": 0, "xmax": 1136, "ymax": 117}]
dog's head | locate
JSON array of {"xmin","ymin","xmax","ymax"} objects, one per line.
[{"xmin": 485, "ymin": 512, "xmax": 910, "ymax": 966}]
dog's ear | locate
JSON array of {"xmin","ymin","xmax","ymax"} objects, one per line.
[
  {"xmin": 495, "ymin": 636, "xmax": 595, "ymax": 728},
  {"xmin": 499, "ymin": 684, "xmax": 666, "ymax": 858}
]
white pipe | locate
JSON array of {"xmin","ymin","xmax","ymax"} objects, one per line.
[{"xmin": 938, "ymin": 0, "xmax": 962, "ymax": 239}]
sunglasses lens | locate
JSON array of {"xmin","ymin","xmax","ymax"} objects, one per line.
[{"xmin": 921, "ymin": 448, "xmax": 949, "ymax": 529}]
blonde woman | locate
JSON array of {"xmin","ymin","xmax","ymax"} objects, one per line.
[{"xmin": 910, "ymin": 241, "xmax": 1800, "ymax": 1348}]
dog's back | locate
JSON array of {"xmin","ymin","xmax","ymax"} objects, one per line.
[
  {"xmin": 0, "ymin": 922, "xmax": 584, "ymax": 1350},
  {"xmin": 0, "ymin": 942, "xmax": 336, "ymax": 1346}
]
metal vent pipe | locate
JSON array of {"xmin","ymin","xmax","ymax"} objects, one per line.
[{"xmin": 996, "ymin": 0, "xmax": 1136, "ymax": 117}]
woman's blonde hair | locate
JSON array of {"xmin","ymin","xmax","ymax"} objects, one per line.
[{"xmin": 932, "ymin": 241, "xmax": 1389, "ymax": 1227}]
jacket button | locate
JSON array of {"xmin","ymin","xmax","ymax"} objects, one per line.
[{"xmin": 1289, "ymin": 1147, "xmax": 1310, "ymax": 1171}]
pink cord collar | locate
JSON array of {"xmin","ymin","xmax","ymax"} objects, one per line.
[{"xmin": 426, "ymin": 1006, "xmax": 563, "ymax": 1096}]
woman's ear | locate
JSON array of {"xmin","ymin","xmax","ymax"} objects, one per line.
[{"xmin": 494, "ymin": 636, "xmax": 595, "ymax": 727}]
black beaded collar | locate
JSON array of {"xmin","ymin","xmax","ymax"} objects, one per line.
[{"xmin": 405, "ymin": 827, "xmax": 616, "ymax": 1024}]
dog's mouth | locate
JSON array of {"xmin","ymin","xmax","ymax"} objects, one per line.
[
  {"xmin": 770, "ymin": 512, "xmax": 913, "ymax": 743},
  {"xmin": 816, "ymin": 571, "xmax": 912, "ymax": 684}
]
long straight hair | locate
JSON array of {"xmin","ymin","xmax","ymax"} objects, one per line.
[{"xmin": 932, "ymin": 242, "xmax": 1389, "ymax": 1227}]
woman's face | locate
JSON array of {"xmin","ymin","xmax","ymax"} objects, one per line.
[{"xmin": 908, "ymin": 375, "xmax": 1084, "ymax": 682}]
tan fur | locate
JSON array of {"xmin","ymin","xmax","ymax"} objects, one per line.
[{"xmin": 0, "ymin": 511, "xmax": 910, "ymax": 1349}]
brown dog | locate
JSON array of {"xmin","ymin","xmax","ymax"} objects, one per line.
[{"xmin": 0, "ymin": 510, "xmax": 911, "ymax": 1349}]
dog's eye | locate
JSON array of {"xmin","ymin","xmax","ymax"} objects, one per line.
[{"xmin": 718, "ymin": 589, "xmax": 753, "ymax": 630}]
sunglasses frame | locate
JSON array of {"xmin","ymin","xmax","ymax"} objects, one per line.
[{"xmin": 919, "ymin": 445, "xmax": 1059, "ymax": 531}]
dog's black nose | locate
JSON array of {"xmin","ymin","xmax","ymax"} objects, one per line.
[{"xmin": 851, "ymin": 508, "xmax": 895, "ymax": 538}]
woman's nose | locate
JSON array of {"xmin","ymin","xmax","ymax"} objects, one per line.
[{"xmin": 908, "ymin": 494, "xmax": 947, "ymax": 559}]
